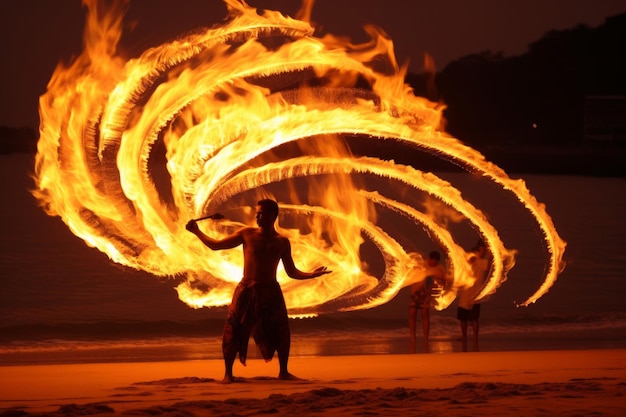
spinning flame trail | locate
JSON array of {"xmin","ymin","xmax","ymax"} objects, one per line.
[{"xmin": 32, "ymin": 0, "xmax": 566, "ymax": 316}]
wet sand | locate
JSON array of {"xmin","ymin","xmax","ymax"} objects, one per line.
[{"xmin": 1, "ymin": 349, "xmax": 624, "ymax": 416}]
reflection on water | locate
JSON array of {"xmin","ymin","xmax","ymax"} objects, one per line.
[
  {"xmin": 429, "ymin": 338, "xmax": 455, "ymax": 354},
  {"xmin": 2, "ymin": 328, "xmax": 625, "ymax": 366},
  {"xmin": 290, "ymin": 334, "xmax": 406, "ymax": 357},
  {"xmin": 290, "ymin": 334, "xmax": 456, "ymax": 357}
]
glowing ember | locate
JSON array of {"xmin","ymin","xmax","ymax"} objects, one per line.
[{"xmin": 32, "ymin": 0, "xmax": 566, "ymax": 316}]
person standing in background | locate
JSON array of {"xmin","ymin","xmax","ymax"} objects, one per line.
[
  {"xmin": 409, "ymin": 251, "xmax": 447, "ymax": 353},
  {"xmin": 457, "ymin": 240, "xmax": 489, "ymax": 352}
]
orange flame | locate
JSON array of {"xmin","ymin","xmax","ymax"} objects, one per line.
[{"xmin": 32, "ymin": 0, "xmax": 566, "ymax": 316}]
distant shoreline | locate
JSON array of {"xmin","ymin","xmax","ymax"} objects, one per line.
[
  {"xmin": 482, "ymin": 144, "xmax": 626, "ymax": 177},
  {"xmin": 3, "ymin": 144, "xmax": 625, "ymax": 178}
]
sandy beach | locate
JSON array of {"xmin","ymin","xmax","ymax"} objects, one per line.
[{"xmin": 1, "ymin": 349, "xmax": 625, "ymax": 416}]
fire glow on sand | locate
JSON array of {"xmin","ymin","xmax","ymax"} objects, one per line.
[{"xmin": 32, "ymin": 0, "xmax": 566, "ymax": 317}]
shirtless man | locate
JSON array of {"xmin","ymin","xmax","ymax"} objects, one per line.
[
  {"xmin": 457, "ymin": 241, "xmax": 489, "ymax": 352},
  {"xmin": 409, "ymin": 251, "xmax": 447, "ymax": 353},
  {"xmin": 186, "ymin": 199, "xmax": 330, "ymax": 383}
]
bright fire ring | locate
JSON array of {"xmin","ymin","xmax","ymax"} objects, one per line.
[{"xmin": 32, "ymin": 0, "xmax": 566, "ymax": 317}]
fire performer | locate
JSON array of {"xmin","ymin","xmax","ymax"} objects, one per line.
[{"xmin": 186, "ymin": 199, "xmax": 331, "ymax": 383}]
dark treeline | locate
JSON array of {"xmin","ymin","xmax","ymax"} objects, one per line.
[
  {"xmin": 408, "ymin": 13, "xmax": 626, "ymax": 148},
  {"xmin": 2, "ymin": 13, "xmax": 624, "ymax": 175},
  {"xmin": 406, "ymin": 12, "xmax": 626, "ymax": 176}
]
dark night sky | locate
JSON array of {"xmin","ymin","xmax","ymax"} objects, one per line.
[{"xmin": 1, "ymin": 0, "xmax": 625, "ymax": 129}]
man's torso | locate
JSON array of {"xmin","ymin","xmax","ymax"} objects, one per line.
[{"xmin": 241, "ymin": 228, "xmax": 286, "ymax": 283}]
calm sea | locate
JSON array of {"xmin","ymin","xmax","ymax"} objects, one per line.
[{"xmin": 1, "ymin": 154, "xmax": 625, "ymax": 365}]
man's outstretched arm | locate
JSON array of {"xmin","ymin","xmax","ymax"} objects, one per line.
[
  {"xmin": 280, "ymin": 238, "xmax": 331, "ymax": 279},
  {"xmin": 186, "ymin": 220, "xmax": 244, "ymax": 250}
]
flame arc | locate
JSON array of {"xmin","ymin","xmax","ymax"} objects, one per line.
[
  {"xmin": 210, "ymin": 155, "xmax": 515, "ymax": 307},
  {"xmin": 33, "ymin": 0, "xmax": 565, "ymax": 316}
]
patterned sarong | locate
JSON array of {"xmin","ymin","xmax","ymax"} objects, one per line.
[
  {"xmin": 222, "ymin": 281, "xmax": 290, "ymax": 365},
  {"xmin": 410, "ymin": 275, "xmax": 435, "ymax": 309}
]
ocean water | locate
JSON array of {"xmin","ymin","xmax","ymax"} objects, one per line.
[{"xmin": 1, "ymin": 154, "xmax": 625, "ymax": 365}]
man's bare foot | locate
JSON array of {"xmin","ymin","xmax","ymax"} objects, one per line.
[
  {"xmin": 278, "ymin": 372, "xmax": 302, "ymax": 381},
  {"xmin": 220, "ymin": 375, "xmax": 235, "ymax": 384}
]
